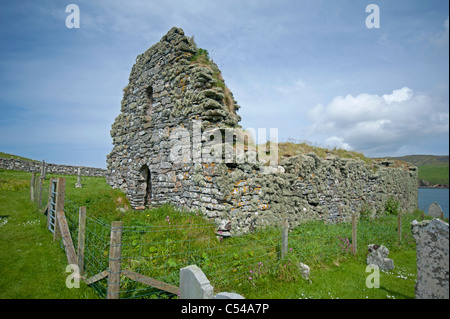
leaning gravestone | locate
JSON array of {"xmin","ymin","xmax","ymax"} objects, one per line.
[
  {"xmin": 411, "ymin": 219, "xmax": 449, "ymax": 299},
  {"xmin": 428, "ymin": 202, "xmax": 443, "ymax": 218}
]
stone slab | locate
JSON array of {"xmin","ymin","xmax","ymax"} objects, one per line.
[
  {"xmin": 428, "ymin": 202, "xmax": 443, "ymax": 218},
  {"xmin": 179, "ymin": 265, "xmax": 214, "ymax": 299},
  {"xmin": 411, "ymin": 219, "xmax": 449, "ymax": 299}
]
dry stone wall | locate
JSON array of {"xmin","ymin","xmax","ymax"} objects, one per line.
[
  {"xmin": 106, "ymin": 27, "xmax": 418, "ymax": 234},
  {"xmin": 0, "ymin": 157, "xmax": 106, "ymax": 177},
  {"xmin": 214, "ymin": 154, "xmax": 418, "ymax": 234}
]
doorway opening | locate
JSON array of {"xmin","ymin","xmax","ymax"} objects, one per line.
[{"xmin": 139, "ymin": 165, "xmax": 152, "ymax": 205}]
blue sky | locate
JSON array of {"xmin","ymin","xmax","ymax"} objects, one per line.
[{"xmin": 0, "ymin": 0, "xmax": 448, "ymax": 168}]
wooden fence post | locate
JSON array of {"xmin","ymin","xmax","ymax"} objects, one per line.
[
  {"xmin": 53, "ymin": 178, "xmax": 66, "ymax": 241},
  {"xmin": 38, "ymin": 176, "xmax": 44, "ymax": 208},
  {"xmin": 397, "ymin": 212, "xmax": 402, "ymax": 242},
  {"xmin": 281, "ymin": 217, "xmax": 289, "ymax": 259},
  {"xmin": 107, "ymin": 221, "xmax": 123, "ymax": 299},
  {"xmin": 352, "ymin": 214, "xmax": 357, "ymax": 256},
  {"xmin": 77, "ymin": 206, "xmax": 86, "ymax": 274},
  {"xmin": 30, "ymin": 172, "xmax": 36, "ymax": 201}
]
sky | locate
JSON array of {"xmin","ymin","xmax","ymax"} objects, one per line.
[{"xmin": 0, "ymin": 0, "xmax": 448, "ymax": 168}]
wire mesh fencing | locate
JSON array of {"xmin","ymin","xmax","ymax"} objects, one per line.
[
  {"xmin": 63, "ymin": 196, "xmax": 111, "ymax": 298},
  {"xmin": 31, "ymin": 175, "xmax": 417, "ymax": 299},
  {"xmin": 118, "ymin": 218, "xmax": 284, "ymax": 299}
]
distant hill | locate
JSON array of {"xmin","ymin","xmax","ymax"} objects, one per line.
[
  {"xmin": 385, "ymin": 155, "xmax": 449, "ymax": 187},
  {"xmin": 0, "ymin": 152, "xmax": 37, "ymax": 162},
  {"xmin": 386, "ymin": 155, "xmax": 449, "ymax": 167}
]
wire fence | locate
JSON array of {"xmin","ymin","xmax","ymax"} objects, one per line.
[
  {"xmin": 118, "ymin": 218, "xmax": 282, "ymax": 299},
  {"xmin": 30, "ymin": 174, "xmax": 418, "ymax": 299},
  {"xmin": 63, "ymin": 196, "xmax": 111, "ymax": 298}
]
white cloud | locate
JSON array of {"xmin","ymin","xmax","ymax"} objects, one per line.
[
  {"xmin": 325, "ymin": 136, "xmax": 353, "ymax": 151},
  {"xmin": 382, "ymin": 87, "xmax": 413, "ymax": 104},
  {"xmin": 307, "ymin": 86, "xmax": 449, "ymax": 156}
]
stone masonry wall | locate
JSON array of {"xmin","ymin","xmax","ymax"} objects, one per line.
[
  {"xmin": 106, "ymin": 27, "xmax": 241, "ymax": 209},
  {"xmin": 0, "ymin": 157, "xmax": 106, "ymax": 177},
  {"xmin": 213, "ymin": 154, "xmax": 418, "ymax": 234},
  {"xmin": 106, "ymin": 27, "xmax": 418, "ymax": 234}
]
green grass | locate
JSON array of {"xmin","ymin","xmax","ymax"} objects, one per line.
[
  {"xmin": 0, "ymin": 169, "xmax": 97, "ymax": 298},
  {"xmin": 239, "ymin": 250, "xmax": 416, "ymax": 299},
  {"xmin": 0, "ymin": 168, "xmax": 422, "ymax": 299},
  {"xmin": 226, "ymin": 212, "xmax": 420, "ymax": 299},
  {"xmin": 387, "ymin": 155, "xmax": 449, "ymax": 185},
  {"xmin": 418, "ymin": 164, "xmax": 449, "ymax": 185}
]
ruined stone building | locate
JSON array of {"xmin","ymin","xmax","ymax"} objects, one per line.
[{"xmin": 106, "ymin": 27, "xmax": 418, "ymax": 234}]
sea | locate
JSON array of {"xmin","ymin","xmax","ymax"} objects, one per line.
[{"xmin": 418, "ymin": 188, "xmax": 449, "ymax": 218}]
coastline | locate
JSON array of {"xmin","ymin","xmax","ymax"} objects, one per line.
[{"xmin": 418, "ymin": 185, "xmax": 449, "ymax": 189}]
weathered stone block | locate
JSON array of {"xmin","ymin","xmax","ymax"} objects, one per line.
[
  {"xmin": 366, "ymin": 244, "xmax": 394, "ymax": 270},
  {"xmin": 411, "ymin": 219, "xmax": 449, "ymax": 299},
  {"xmin": 428, "ymin": 202, "xmax": 443, "ymax": 218},
  {"xmin": 298, "ymin": 262, "xmax": 310, "ymax": 280}
]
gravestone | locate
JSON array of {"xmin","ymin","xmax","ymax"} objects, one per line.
[
  {"xmin": 411, "ymin": 219, "xmax": 449, "ymax": 299},
  {"xmin": 298, "ymin": 262, "xmax": 311, "ymax": 280},
  {"xmin": 179, "ymin": 265, "xmax": 214, "ymax": 299},
  {"xmin": 179, "ymin": 264, "xmax": 245, "ymax": 299},
  {"xmin": 428, "ymin": 202, "xmax": 443, "ymax": 218},
  {"xmin": 75, "ymin": 168, "xmax": 82, "ymax": 188},
  {"xmin": 367, "ymin": 244, "xmax": 394, "ymax": 270}
]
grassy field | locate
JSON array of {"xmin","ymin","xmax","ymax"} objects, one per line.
[
  {"xmin": 387, "ymin": 155, "xmax": 449, "ymax": 185},
  {"xmin": 0, "ymin": 168, "xmax": 428, "ymax": 299},
  {"xmin": 0, "ymin": 170, "xmax": 97, "ymax": 298},
  {"xmin": 418, "ymin": 165, "xmax": 449, "ymax": 185}
]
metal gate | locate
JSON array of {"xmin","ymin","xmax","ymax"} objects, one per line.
[{"xmin": 48, "ymin": 179, "xmax": 57, "ymax": 233}]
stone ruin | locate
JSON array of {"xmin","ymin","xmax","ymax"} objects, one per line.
[{"xmin": 106, "ymin": 27, "xmax": 418, "ymax": 234}]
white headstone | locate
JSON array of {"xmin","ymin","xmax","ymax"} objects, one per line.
[{"xmin": 179, "ymin": 265, "xmax": 214, "ymax": 299}]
